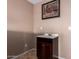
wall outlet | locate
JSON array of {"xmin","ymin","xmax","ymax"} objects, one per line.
[
  {"xmin": 24, "ymin": 43, "xmax": 28, "ymax": 47},
  {"xmin": 40, "ymin": 26, "xmax": 43, "ymax": 30}
]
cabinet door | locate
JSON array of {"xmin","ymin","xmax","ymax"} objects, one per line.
[
  {"xmin": 45, "ymin": 42, "xmax": 53, "ymax": 59},
  {"xmin": 37, "ymin": 42, "xmax": 43, "ymax": 59},
  {"xmin": 37, "ymin": 37, "xmax": 53, "ymax": 59}
]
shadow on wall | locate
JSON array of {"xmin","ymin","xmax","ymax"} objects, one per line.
[{"xmin": 7, "ymin": 31, "xmax": 35, "ymax": 56}]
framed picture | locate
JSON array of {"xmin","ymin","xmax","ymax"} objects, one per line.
[{"xmin": 42, "ymin": 0, "xmax": 60, "ymax": 20}]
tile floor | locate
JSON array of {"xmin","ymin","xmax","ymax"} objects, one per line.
[{"xmin": 10, "ymin": 49, "xmax": 37, "ymax": 59}]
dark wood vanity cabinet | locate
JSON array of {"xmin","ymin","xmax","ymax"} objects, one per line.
[{"xmin": 37, "ymin": 36, "xmax": 58, "ymax": 59}]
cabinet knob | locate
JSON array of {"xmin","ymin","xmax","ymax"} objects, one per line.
[{"xmin": 42, "ymin": 44, "xmax": 45, "ymax": 46}]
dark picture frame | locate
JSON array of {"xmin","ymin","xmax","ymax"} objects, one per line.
[{"xmin": 42, "ymin": 0, "xmax": 60, "ymax": 20}]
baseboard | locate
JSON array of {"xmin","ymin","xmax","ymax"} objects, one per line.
[
  {"xmin": 7, "ymin": 56, "xmax": 17, "ymax": 59},
  {"xmin": 53, "ymin": 55, "xmax": 65, "ymax": 59},
  {"xmin": 10, "ymin": 48, "xmax": 36, "ymax": 59}
]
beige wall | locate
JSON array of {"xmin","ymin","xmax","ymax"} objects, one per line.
[
  {"xmin": 7, "ymin": 0, "xmax": 33, "ymax": 32},
  {"xmin": 33, "ymin": 0, "xmax": 71, "ymax": 59},
  {"xmin": 7, "ymin": 0, "xmax": 34, "ymax": 55}
]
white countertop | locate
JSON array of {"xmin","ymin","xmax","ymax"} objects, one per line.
[{"xmin": 36, "ymin": 34, "xmax": 59, "ymax": 39}]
